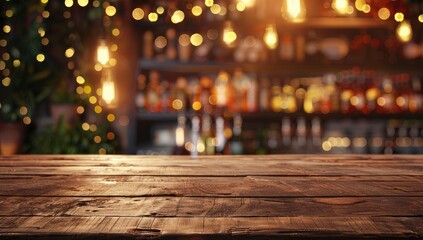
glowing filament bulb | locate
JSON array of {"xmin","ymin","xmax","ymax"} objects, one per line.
[
  {"xmin": 239, "ymin": 0, "xmax": 255, "ymax": 8},
  {"xmin": 263, "ymin": 24, "xmax": 279, "ymax": 49},
  {"xmin": 97, "ymin": 40, "xmax": 110, "ymax": 65},
  {"xmin": 101, "ymin": 70, "xmax": 116, "ymax": 106},
  {"xmin": 332, "ymin": 0, "xmax": 349, "ymax": 14},
  {"xmin": 396, "ymin": 20, "xmax": 413, "ymax": 42},
  {"xmin": 223, "ymin": 21, "xmax": 237, "ymax": 47},
  {"xmin": 282, "ymin": 0, "xmax": 306, "ymax": 23}
]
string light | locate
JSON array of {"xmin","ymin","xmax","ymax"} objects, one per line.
[
  {"xmin": 171, "ymin": 10, "xmax": 185, "ymax": 24},
  {"xmin": 192, "ymin": 6, "xmax": 203, "ymax": 16},
  {"xmin": 148, "ymin": 12, "xmax": 158, "ymax": 22},
  {"xmin": 190, "ymin": 33, "xmax": 203, "ymax": 46},
  {"xmin": 378, "ymin": 7, "xmax": 390, "ymax": 20},
  {"xmin": 77, "ymin": 0, "xmax": 89, "ymax": 7},
  {"xmin": 132, "ymin": 8, "xmax": 144, "ymax": 20},
  {"xmin": 64, "ymin": 0, "xmax": 73, "ymax": 8},
  {"xmin": 105, "ymin": 6, "xmax": 116, "ymax": 17}
]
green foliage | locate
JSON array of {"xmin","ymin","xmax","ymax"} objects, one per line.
[
  {"xmin": 50, "ymin": 80, "xmax": 82, "ymax": 105},
  {"xmin": 0, "ymin": 0, "xmax": 56, "ymax": 122},
  {"xmin": 27, "ymin": 117, "xmax": 119, "ymax": 154}
]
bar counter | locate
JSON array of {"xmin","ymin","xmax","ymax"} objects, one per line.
[{"xmin": 0, "ymin": 155, "xmax": 422, "ymax": 239}]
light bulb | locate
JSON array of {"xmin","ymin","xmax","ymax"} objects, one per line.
[
  {"xmin": 332, "ymin": 0, "xmax": 349, "ymax": 14},
  {"xmin": 263, "ymin": 24, "xmax": 279, "ymax": 49},
  {"xmin": 239, "ymin": 0, "xmax": 255, "ymax": 8},
  {"xmin": 396, "ymin": 20, "xmax": 413, "ymax": 42},
  {"xmin": 97, "ymin": 40, "xmax": 110, "ymax": 65},
  {"xmin": 223, "ymin": 21, "xmax": 237, "ymax": 47},
  {"xmin": 101, "ymin": 69, "xmax": 117, "ymax": 107},
  {"xmin": 281, "ymin": 0, "xmax": 306, "ymax": 23}
]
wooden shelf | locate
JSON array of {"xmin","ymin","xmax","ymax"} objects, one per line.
[
  {"xmin": 137, "ymin": 111, "xmax": 423, "ymax": 122},
  {"xmin": 138, "ymin": 59, "xmax": 423, "ymax": 76}
]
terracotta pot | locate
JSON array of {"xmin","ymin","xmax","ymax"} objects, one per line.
[
  {"xmin": 0, "ymin": 122, "xmax": 25, "ymax": 155},
  {"xmin": 50, "ymin": 104, "xmax": 78, "ymax": 125}
]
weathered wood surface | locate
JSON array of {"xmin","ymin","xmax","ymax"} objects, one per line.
[{"xmin": 0, "ymin": 155, "xmax": 422, "ymax": 239}]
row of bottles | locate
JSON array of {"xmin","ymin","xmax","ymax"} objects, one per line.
[
  {"xmin": 162, "ymin": 115, "xmax": 423, "ymax": 156},
  {"xmin": 135, "ymin": 69, "xmax": 423, "ymax": 115},
  {"xmin": 142, "ymin": 27, "xmax": 418, "ymax": 64}
]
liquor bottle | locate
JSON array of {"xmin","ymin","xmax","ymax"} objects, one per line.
[
  {"xmin": 166, "ymin": 28, "xmax": 177, "ymax": 60},
  {"xmin": 365, "ymin": 72, "xmax": 380, "ymax": 113},
  {"xmin": 201, "ymin": 113, "xmax": 215, "ymax": 155},
  {"xmin": 232, "ymin": 69, "xmax": 244, "ymax": 112},
  {"xmin": 143, "ymin": 31, "xmax": 154, "ymax": 59},
  {"xmin": 259, "ymin": 78, "xmax": 270, "ymax": 111},
  {"xmin": 161, "ymin": 80, "xmax": 170, "ymax": 112},
  {"xmin": 145, "ymin": 71, "xmax": 161, "ymax": 112},
  {"xmin": 409, "ymin": 77, "xmax": 422, "ymax": 113},
  {"xmin": 296, "ymin": 117, "xmax": 307, "ymax": 148},
  {"xmin": 279, "ymin": 34, "xmax": 294, "ymax": 61},
  {"xmin": 174, "ymin": 114, "xmax": 187, "ymax": 155},
  {"xmin": 255, "ymin": 128, "xmax": 267, "ymax": 155},
  {"xmin": 135, "ymin": 74, "xmax": 147, "ymax": 111},
  {"xmin": 191, "ymin": 116, "xmax": 200, "ymax": 157},
  {"xmin": 281, "ymin": 117, "xmax": 292, "ymax": 147},
  {"xmin": 215, "ymin": 116, "xmax": 227, "ymax": 154},
  {"xmin": 311, "ymin": 117, "xmax": 321, "ymax": 147},
  {"xmin": 230, "ymin": 114, "xmax": 243, "ymax": 155},
  {"xmin": 246, "ymin": 74, "xmax": 258, "ymax": 112}
]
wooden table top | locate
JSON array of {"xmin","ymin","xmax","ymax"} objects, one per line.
[{"xmin": 0, "ymin": 154, "xmax": 422, "ymax": 239}]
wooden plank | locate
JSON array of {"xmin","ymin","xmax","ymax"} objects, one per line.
[
  {"xmin": 0, "ymin": 216, "xmax": 421, "ymax": 239},
  {"xmin": 0, "ymin": 163, "xmax": 422, "ymax": 176},
  {"xmin": 0, "ymin": 175, "xmax": 422, "ymax": 197},
  {"xmin": 0, "ymin": 196, "xmax": 422, "ymax": 218}
]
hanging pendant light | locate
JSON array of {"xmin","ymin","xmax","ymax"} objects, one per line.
[
  {"xmin": 223, "ymin": 21, "xmax": 237, "ymax": 47},
  {"xmin": 101, "ymin": 69, "xmax": 117, "ymax": 107},
  {"xmin": 281, "ymin": 0, "xmax": 306, "ymax": 23},
  {"xmin": 396, "ymin": 20, "xmax": 413, "ymax": 43},
  {"xmin": 263, "ymin": 24, "xmax": 279, "ymax": 49},
  {"xmin": 97, "ymin": 39, "xmax": 110, "ymax": 65}
]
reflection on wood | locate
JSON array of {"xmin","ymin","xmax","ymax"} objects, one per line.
[{"xmin": 0, "ymin": 155, "xmax": 422, "ymax": 239}]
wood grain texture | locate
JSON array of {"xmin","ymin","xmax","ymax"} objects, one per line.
[{"xmin": 0, "ymin": 155, "xmax": 422, "ymax": 239}]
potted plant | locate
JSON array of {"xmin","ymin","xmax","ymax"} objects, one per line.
[
  {"xmin": 0, "ymin": 0, "xmax": 55, "ymax": 154},
  {"xmin": 27, "ymin": 117, "xmax": 118, "ymax": 154}
]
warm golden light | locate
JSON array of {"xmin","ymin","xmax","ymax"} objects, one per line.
[
  {"xmin": 190, "ymin": 33, "xmax": 203, "ymax": 46},
  {"xmin": 36, "ymin": 54, "xmax": 45, "ymax": 62},
  {"xmin": 282, "ymin": 0, "xmax": 306, "ymax": 23},
  {"xmin": 171, "ymin": 10, "xmax": 185, "ymax": 24},
  {"xmin": 65, "ymin": 48, "xmax": 75, "ymax": 58},
  {"xmin": 223, "ymin": 21, "xmax": 237, "ymax": 47},
  {"xmin": 378, "ymin": 7, "xmax": 390, "ymax": 20},
  {"xmin": 132, "ymin": 8, "xmax": 144, "ymax": 20},
  {"xmin": 77, "ymin": 0, "xmax": 89, "ymax": 7},
  {"xmin": 148, "ymin": 12, "xmax": 158, "ymax": 22},
  {"xmin": 192, "ymin": 6, "xmax": 203, "ymax": 16},
  {"xmin": 64, "ymin": 0, "xmax": 73, "ymax": 8},
  {"xmin": 101, "ymin": 70, "xmax": 117, "ymax": 106},
  {"xmin": 396, "ymin": 20, "xmax": 413, "ymax": 42},
  {"xmin": 332, "ymin": 0, "xmax": 349, "ymax": 14},
  {"xmin": 263, "ymin": 24, "xmax": 279, "ymax": 50},
  {"xmin": 97, "ymin": 40, "xmax": 110, "ymax": 65},
  {"xmin": 210, "ymin": 4, "xmax": 221, "ymax": 14},
  {"xmin": 215, "ymin": 71, "xmax": 229, "ymax": 107},
  {"xmin": 394, "ymin": 12, "xmax": 404, "ymax": 22},
  {"xmin": 3, "ymin": 25, "xmax": 11, "ymax": 33},
  {"xmin": 105, "ymin": 6, "xmax": 116, "ymax": 17},
  {"xmin": 176, "ymin": 127, "xmax": 185, "ymax": 147},
  {"xmin": 355, "ymin": 0, "xmax": 365, "ymax": 11},
  {"xmin": 419, "ymin": 14, "xmax": 423, "ymax": 23},
  {"xmin": 156, "ymin": 6, "xmax": 164, "ymax": 14},
  {"xmin": 205, "ymin": 0, "xmax": 214, "ymax": 7},
  {"xmin": 239, "ymin": 0, "xmax": 255, "ymax": 8}
]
